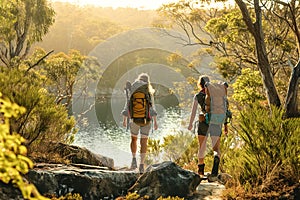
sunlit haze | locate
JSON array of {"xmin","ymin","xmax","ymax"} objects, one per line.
[{"xmin": 51, "ymin": 0, "xmax": 176, "ymax": 9}]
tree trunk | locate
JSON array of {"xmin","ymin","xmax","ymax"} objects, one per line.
[
  {"xmin": 285, "ymin": 60, "xmax": 300, "ymax": 117},
  {"xmin": 236, "ymin": 0, "xmax": 281, "ymax": 108},
  {"xmin": 253, "ymin": 30, "xmax": 281, "ymax": 107}
]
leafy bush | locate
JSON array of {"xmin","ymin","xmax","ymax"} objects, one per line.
[
  {"xmin": 232, "ymin": 68, "xmax": 265, "ymax": 105},
  {"xmin": 146, "ymin": 131, "xmax": 198, "ymax": 167},
  {"xmin": 224, "ymin": 102, "xmax": 299, "ymax": 196},
  {"xmin": 0, "ymin": 94, "xmax": 49, "ymax": 200},
  {"xmin": 0, "ymin": 68, "xmax": 76, "ymax": 154},
  {"xmin": 146, "ymin": 130, "xmax": 215, "ymax": 173}
]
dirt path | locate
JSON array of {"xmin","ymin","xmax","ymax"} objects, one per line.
[{"xmin": 191, "ymin": 181, "xmax": 226, "ymax": 200}]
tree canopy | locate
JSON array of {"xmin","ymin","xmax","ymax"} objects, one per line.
[
  {"xmin": 0, "ymin": 0, "xmax": 55, "ymax": 67},
  {"xmin": 157, "ymin": 0, "xmax": 299, "ymax": 117}
]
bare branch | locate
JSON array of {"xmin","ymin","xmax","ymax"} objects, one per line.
[{"xmin": 25, "ymin": 50, "xmax": 54, "ymax": 73}]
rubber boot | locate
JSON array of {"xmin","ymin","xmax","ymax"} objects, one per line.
[{"xmin": 197, "ymin": 164, "xmax": 205, "ymax": 177}]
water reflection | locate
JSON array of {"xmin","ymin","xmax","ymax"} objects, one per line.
[{"xmin": 73, "ymin": 103, "xmax": 186, "ymax": 168}]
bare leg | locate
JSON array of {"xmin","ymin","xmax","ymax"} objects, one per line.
[
  {"xmin": 210, "ymin": 136, "xmax": 221, "ymax": 177},
  {"xmin": 130, "ymin": 135, "xmax": 138, "ymax": 169},
  {"xmin": 197, "ymin": 135, "xmax": 207, "ymax": 164},
  {"xmin": 140, "ymin": 136, "xmax": 148, "ymax": 165},
  {"xmin": 211, "ymin": 136, "xmax": 221, "ymax": 157},
  {"xmin": 131, "ymin": 135, "xmax": 138, "ymax": 158}
]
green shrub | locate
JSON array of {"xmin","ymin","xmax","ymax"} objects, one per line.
[
  {"xmin": 232, "ymin": 68, "xmax": 265, "ymax": 106},
  {"xmin": 0, "ymin": 94, "xmax": 49, "ymax": 200},
  {"xmin": 226, "ymin": 102, "xmax": 299, "ymax": 193},
  {"xmin": 146, "ymin": 131, "xmax": 198, "ymax": 167},
  {"xmin": 0, "ymin": 68, "xmax": 76, "ymax": 154}
]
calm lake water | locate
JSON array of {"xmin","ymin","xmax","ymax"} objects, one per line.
[{"xmin": 73, "ymin": 97, "xmax": 191, "ymax": 168}]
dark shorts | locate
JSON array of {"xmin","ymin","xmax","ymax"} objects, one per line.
[{"xmin": 197, "ymin": 122, "xmax": 222, "ymax": 136}]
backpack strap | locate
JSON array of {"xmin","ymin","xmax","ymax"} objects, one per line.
[{"xmin": 195, "ymin": 91, "xmax": 206, "ymax": 113}]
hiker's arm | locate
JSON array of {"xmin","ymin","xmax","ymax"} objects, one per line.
[
  {"xmin": 121, "ymin": 102, "xmax": 129, "ymax": 127},
  {"xmin": 188, "ymin": 98, "xmax": 198, "ymax": 131},
  {"xmin": 122, "ymin": 116, "xmax": 128, "ymax": 127},
  {"xmin": 121, "ymin": 108, "xmax": 128, "ymax": 128},
  {"xmin": 121, "ymin": 101, "xmax": 129, "ymax": 116},
  {"xmin": 224, "ymin": 84, "xmax": 229, "ymax": 135},
  {"xmin": 150, "ymin": 106, "xmax": 157, "ymax": 117},
  {"xmin": 152, "ymin": 115, "xmax": 158, "ymax": 130}
]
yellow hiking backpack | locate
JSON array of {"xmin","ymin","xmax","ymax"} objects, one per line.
[{"xmin": 129, "ymin": 81, "xmax": 152, "ymax": 125}]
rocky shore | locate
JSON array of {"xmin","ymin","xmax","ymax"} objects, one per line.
[{"xmin": 0, "ymin": 143, "xmax": 228, "ymax": 200}]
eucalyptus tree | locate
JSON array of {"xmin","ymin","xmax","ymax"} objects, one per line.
[
  {"xmin": 31, "ymin": 48, "xmax": 101, "ymax": 110},
  {"xmin": 263, "ymin": 0, "xmax": 300, "ymax": 117},
  {"xmin": 235, "ymin": 0, "xmax": 299, "ymax": 117},
  {"xmin": 0, "ymin": 0, "xmax": 55, "ymax": 68},
  {"xmin": 157, "ymin": 0, "xmax": 299, "ymax": 117}
]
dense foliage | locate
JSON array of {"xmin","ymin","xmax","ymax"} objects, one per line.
[
  {"xmin": 0, "ymin": 68, "xmax": 76, "ymax": 153},
  {"xmin": 223, "ymin": 103, "xmax": 300, "ymax": 198},
  {"xmin": 0, "ymin": 94, "xmax": 49, "ymax": 200},
  {"xmin": 0, "ymin": 0, "xmax": 55, "ymax": 67},
  {"xmin": 232, "ymin": 68, "xmax": 265, "ymax": 106},
  {"xmin": 157, "ymin": 0, "xmax": 299, "ymax": 117}
]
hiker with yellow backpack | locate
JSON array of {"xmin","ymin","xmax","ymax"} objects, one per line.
[
  {"xmin": 188, "ymin": 75, "xmax": 231, "ymax": 181},
  {"xmin": 121, "ymin": 73, "xmax": 158, "ymax": 174}
]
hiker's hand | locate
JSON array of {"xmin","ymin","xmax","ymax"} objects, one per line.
[{"xmin": 188, "ymin": 124, "xmax": 193, "ymax": 131}]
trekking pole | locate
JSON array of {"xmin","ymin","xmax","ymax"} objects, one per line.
[
  {"xmin": 124, "ymin": 81, "xmax": 131, "ymax": 132},
  {"xmin": 152, "ymin": 118, "xmax": 154, "ymax": 133},
  {"xmin": 150, "ymin": 93, "xmax": 155, "ymax": 134}
]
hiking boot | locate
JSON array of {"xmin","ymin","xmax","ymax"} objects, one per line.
[
  {"xmin": 211, "ymin": 155, "xmax": 220, "ymax": 176},
  {"xmin": 130, "ymin": 158, "xmax": 137, "ymax": 170},
  {"xmin": 197, "ymin": 164, "xmax": 205, "ymax": 178},
  {"xmin": 207, "ymin": 174, "xmax": 219, "ymax": 182},
  {"xmin": 139, "ymin": 164, "xmax": 144, "ymax": 174}
]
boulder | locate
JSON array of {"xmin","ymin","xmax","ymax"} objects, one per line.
[
  {"xmin": 51, "ymin": 142, "xmax": 114, "ymax": 169},
  {"xmin": 0, "ymin": 182, "xmax": 23, "ymax": 200},
  {"xmin": 26, "ymin": 163, "xmax": 138, "ymax": 200},
  {"xmin": 129, "ymin": 161, "xmax": 201, "ymax": 199}
]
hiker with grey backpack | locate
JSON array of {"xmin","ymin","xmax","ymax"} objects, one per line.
[
  {"xmin": 121, "ymin": 73, "xmax": 158, "ymax": 174},
  {"xmin": 188, "ymin": 75, "xmax": 231, "ymax": 182}
]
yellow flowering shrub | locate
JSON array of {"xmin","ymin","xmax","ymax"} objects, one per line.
[{"xmin": 0, "ymin": 93, "xmax": 49, "ymax": 200}]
